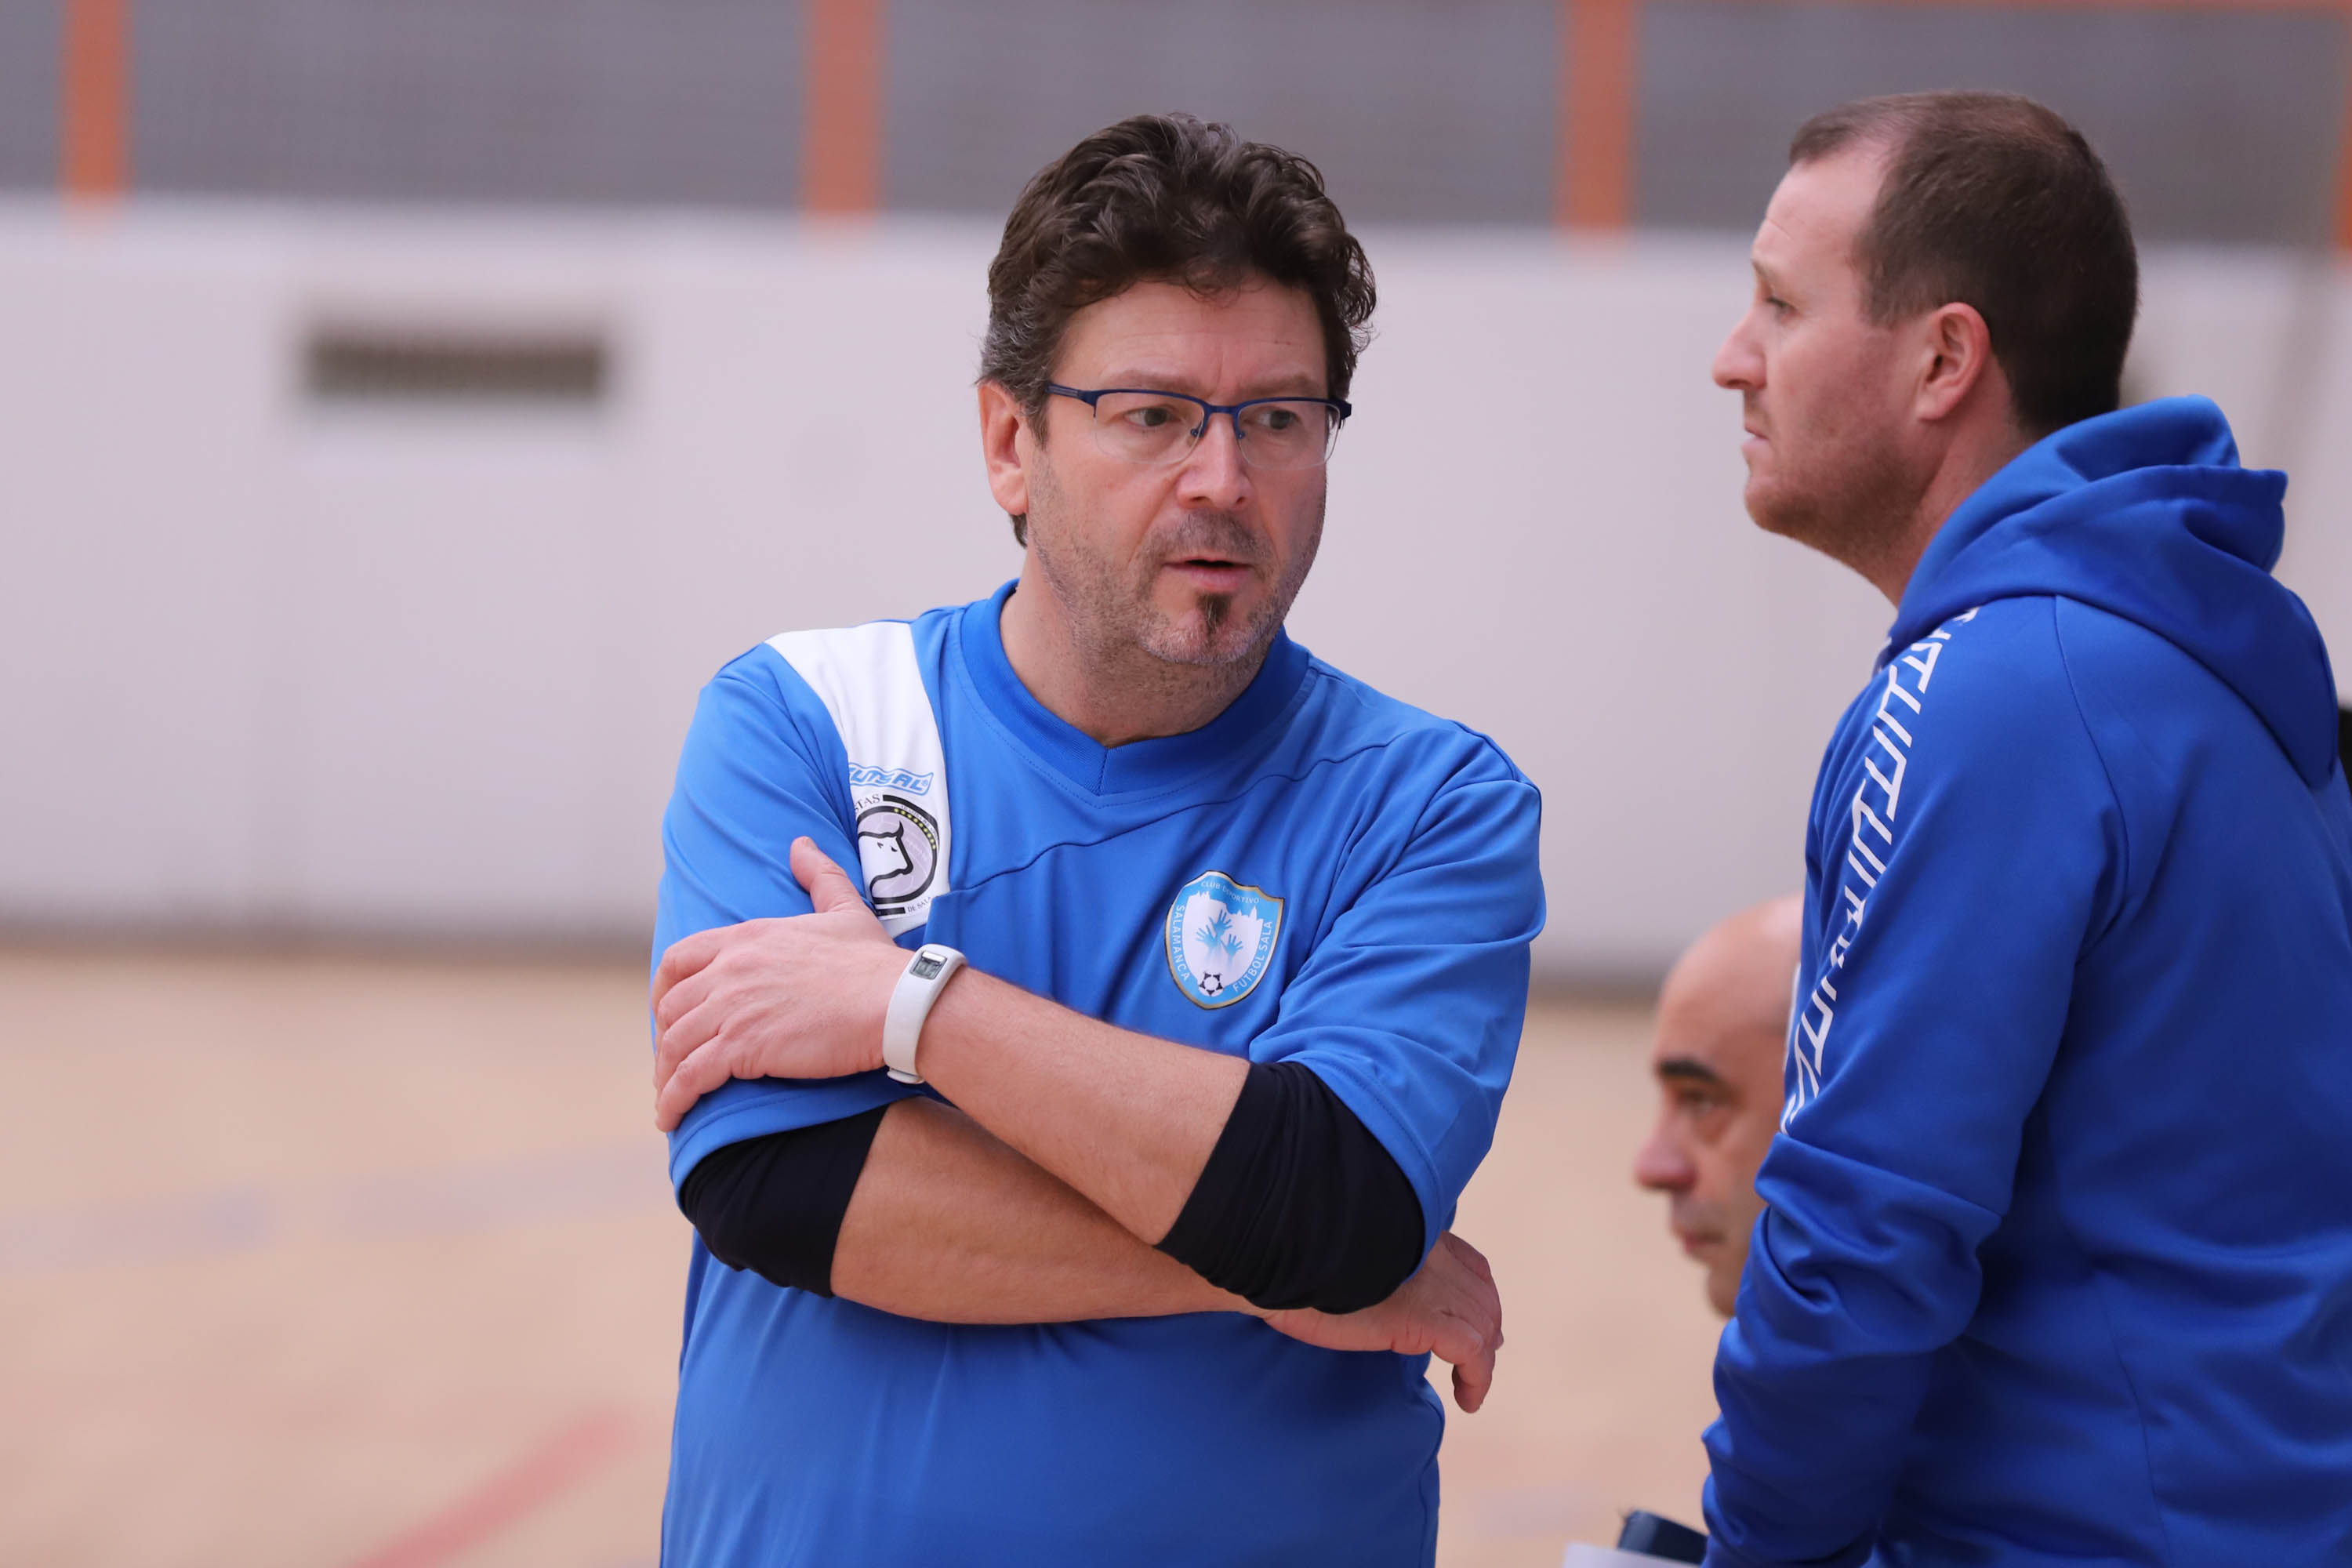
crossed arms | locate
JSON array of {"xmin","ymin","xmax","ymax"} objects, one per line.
[{"xmin": 652, "ymin": 837, "xmax": 1508, "ymax": 1408}]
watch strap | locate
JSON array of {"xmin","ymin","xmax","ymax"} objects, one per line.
[{"xmin": 882, "ymin": 944, "xmax": 965, "ymax": 1084}]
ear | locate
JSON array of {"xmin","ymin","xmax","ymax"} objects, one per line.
[
  {"xmin": 1913, "ymin": 301, "xmax": 2004, "ymax": 425},
  {"xmin": 978, "ymin": 380, "xmax": 1033, "ymax": 521}
]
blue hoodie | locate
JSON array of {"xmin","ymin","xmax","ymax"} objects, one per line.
[{"xmin": 1702, "ymin": 398, "xmax": 2352, "ymax": 1567}]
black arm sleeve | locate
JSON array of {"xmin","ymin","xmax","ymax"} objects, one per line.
[
  {"xmin": 1155, "ymin": 1061, "xmax": 1426, "ymax": 1315},
  {"xmin": 675, "ymin": 1105, "xmax": 889, "ymax": 1297}
]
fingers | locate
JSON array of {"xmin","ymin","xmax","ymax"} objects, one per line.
[
  {"xmin": 1417, "ymin": 1234, "xmax": 1501, "ymax": 1411},
  {"xmin": 653, "ymin": 997, "xmax": 724, "ymax": 1095},
  {"xmin": 652, "ymin": 927, "xmax": 725, "ymax": 1011},
  {"xmin": 652, "ymin": 963, "xmax": 714, "ymax": 1038},
  {"xmin": 1430, "ymin": 1233, "xmax": 1503, "ymax": 1345},
  {"xmin": 655, "ymin": 1033, "xmax": 741, "ymax": 1132},
  {"xmin": 1445, "ymin": 1234, "xmax": 1503, "ymax": 1348},
  {"xmin": 1253, "ymin": 1289, "xmax": 1498, "ymax": 1413},
  {"xmin": 1451, "ymin": 1334, "xmax": 1496, "ymax": 1413},
  {"xmin": 1417, "ymin": 1305, "xmax": 1495, "ymax": 1413},
  {"xmin": 791, "ymin": 837, "xmax": 868, "ymax": 916}
]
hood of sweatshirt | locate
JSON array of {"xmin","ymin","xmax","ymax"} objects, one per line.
[{"xmin": 1886, "ymin": 396, "xmax": 2339, "ymax": 786}]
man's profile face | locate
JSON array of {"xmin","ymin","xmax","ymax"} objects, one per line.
[
  {"xmin": 1632, "ymin": 906, "xmax": 1798, "ymax": 1317},
  {"xmin": 1711, "ymin": 147, "xmax": 1916, "ymax": 565},
  {"xmin": 1015, "ymin": 277, "xmax": 1329, "ymax": 669}
]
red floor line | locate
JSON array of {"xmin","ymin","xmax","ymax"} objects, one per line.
[{"xmin": 345, "ymin": 1408, "xmax": 639, "ymax": 1568}]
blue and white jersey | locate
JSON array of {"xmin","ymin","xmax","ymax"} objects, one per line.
[{"xmin": 655, "ymin": 582, "xmax": 1544, "ymax": 1567}]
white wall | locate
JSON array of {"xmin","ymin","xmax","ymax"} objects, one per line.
[{"xmin": 2, "ymin": 202, "xmax": 2346, "ymax": 978}]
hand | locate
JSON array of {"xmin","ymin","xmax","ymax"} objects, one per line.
[
  {"xmin": 1258, "ymin": 1232, "xmax": 1504, "ymax": 1412},
  {"xmin": 651, "ymin": 837, "xmax": 910, "ymax": 1132}
]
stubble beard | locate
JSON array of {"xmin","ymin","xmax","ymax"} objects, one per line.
[
  {"xmin": 1029, "ymin": 461, "xmax": 1323, "ymax": 682},
  {"xmin": 1744, "ymin": 416, "xmax": 1920, "ymax": 588}
]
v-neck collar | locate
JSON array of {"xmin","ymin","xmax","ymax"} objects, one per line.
[{"xmin": 953, "ymin": 580, "xmax": 1312, "ymax": 798}]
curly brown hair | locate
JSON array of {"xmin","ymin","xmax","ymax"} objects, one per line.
[{"xmin": 980, "ymin": 114, "xmax": 1377, "ymax": 543}]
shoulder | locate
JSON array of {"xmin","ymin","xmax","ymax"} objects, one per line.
[
  {"xmin": 2042, "ymin": 594, "xmax": 2223, "ymax": 706},
  {"xmin": 1889, "ymin": 597, "xmax": 2064, "ymax": 702},
  {"xmin": 1863, "ymin": 599, "xmax": 2094, "ymax": 772},
  {"xmin": 693, "ymin": 641, "xmax": 833, "ymax": 753},
  {"xmin": 763, "ymin": 613, "xmax": 936, "ymax": 692},
  {"xmin": 1833, "ymin": 598, "xmax": 2117, "ymax": 863},
  {"xmin": 1289, "ymin": 655, "xmax": 1534, "ymax": 799},
  {"xmin": 670, "ymin": 644, "xmax": 844, "ymax": 813},
  {"xmin": 685, "ymin": 615, "xmax": 928, "ymax": 782},
  {"xmin": 756, "ymin": 601, "xmax": 963, "ymax": 709},
  {"xmin": 703, "ymin": 601, "xmax": 964, "ymax": 741}
]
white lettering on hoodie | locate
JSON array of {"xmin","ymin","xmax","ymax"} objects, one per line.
[{"xmin": 1786, "ymin": 608, "xmax": 1981, "ymax": 1128}]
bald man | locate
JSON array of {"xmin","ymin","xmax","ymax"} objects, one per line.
[{"xmin": 1632, "ymin": 896, "xmax": 1802, "ymax": 1316}]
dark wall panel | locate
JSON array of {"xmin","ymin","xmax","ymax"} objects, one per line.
[
  {"xmin": 132, "ymin": 0, "xmax": 802, "ymax": 207},
  {"xmin": 1637, "ymin": 3, "xmax": 2350, "ymax": 243},
  {"xmin": 884, "ymin": 0, "xmax": 1559, "ymax": 225},
  {"xmin": 13, "ymin": 0, "xmax": 2346, "ymax": 242},
  {"xmin": 0, "ymin": 3, "xmax": 60, "ymax": 190}
]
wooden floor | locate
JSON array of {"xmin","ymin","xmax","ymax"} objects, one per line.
[{"xmin": 0, "ymin": 949, "xmax": 1723, "ymax": 1567}]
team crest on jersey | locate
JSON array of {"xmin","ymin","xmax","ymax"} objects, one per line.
[
  {"xmin": 1165, "ymin": 871, "xmax": 1283, "ymax": 1009},
  {"xmin": 855, "ymin": 794, "xmax": 939, "ymax": 919}
]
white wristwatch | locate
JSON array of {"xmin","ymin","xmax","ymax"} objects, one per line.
[{"xmin": 882, "ymin": 944, "xmax": 965, "ymax": 1084}]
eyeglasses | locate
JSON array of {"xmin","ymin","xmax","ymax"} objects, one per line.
[{"xmin": 1046, "ymin": 384, "xmax": 1351, "ymax": 471}]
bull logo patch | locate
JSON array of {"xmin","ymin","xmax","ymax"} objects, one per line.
[{"xmin": 855, "ymin": 794, "xmax": 939, "ymax": 919}]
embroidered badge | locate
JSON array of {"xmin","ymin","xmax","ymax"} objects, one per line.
[{"xmin": 1165, "ymin": 870, "xmax": 1283, "ymax": 1009}]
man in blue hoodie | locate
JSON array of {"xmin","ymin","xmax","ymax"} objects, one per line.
[{"xmin": 1704, "ymin": 92, "xmax": 2352, "ymax": 1566}]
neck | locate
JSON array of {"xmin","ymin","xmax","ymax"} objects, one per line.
[
  {"xmin": 996, "ymin": 568, "xmax": 1271, "ymax": 747},
  {"xmin": 1860, "ymin": 424, "xmax": 2032, "ymax": 605}
]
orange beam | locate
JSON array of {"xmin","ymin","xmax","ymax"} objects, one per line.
[
  {"xmin": 1559, "ymin": 0, "xmax": 1638, "ymax": 229},
  {"xmin": 60, "ymin": 0, "xmax": 128, "ymax": 201},
  {"xmin": 803, "ymin": 0, "xmax": 882, "ymax": 214}
]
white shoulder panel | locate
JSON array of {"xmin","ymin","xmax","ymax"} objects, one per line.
[{"xmin": 767, "ymin": 622, "xmax": 950, "ymax": 938}]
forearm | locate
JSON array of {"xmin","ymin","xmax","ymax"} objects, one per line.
[
  {"xmin": 829, "ymin": 1096, "xmax": 1257, "ymax": 1323},
  {"xmin": 915, "ymin": 967, "xmax": 1248, "ymax": 1243}
]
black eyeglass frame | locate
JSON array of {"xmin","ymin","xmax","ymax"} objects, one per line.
[{"xmin": 1044, "ymin": 383, "xmax": 1352, "ymax": 464}]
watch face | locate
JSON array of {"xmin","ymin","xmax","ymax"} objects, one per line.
[{"xmin": 910, "ymin": 955, "xmax": 944, "ymax": 980}]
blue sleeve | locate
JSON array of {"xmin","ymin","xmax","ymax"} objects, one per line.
[
  {"xmin": 655, "ymin": 649, "xmax": 925, "ymax": 1194},
  {"xmin": 1250, "ymin": 747, "xmax": 1545, "ymax": 1258},
  {"xmin": 1701, "ymin": 613, "xmax": 2126, "ymax": 1566}
]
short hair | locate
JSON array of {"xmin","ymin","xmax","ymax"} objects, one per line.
[
  {"xmin": 980, "ymin": 114, "xmax": 1377, "ymax": 543},
  {"xmin": 1791, "ymin": 92, "xmax": 2139, "ymax": 436}
]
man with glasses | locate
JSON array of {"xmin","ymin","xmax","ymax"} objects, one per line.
[{"xmin": 641, "ymin": 114, "xmax": 1544, "ymax": 1566}]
